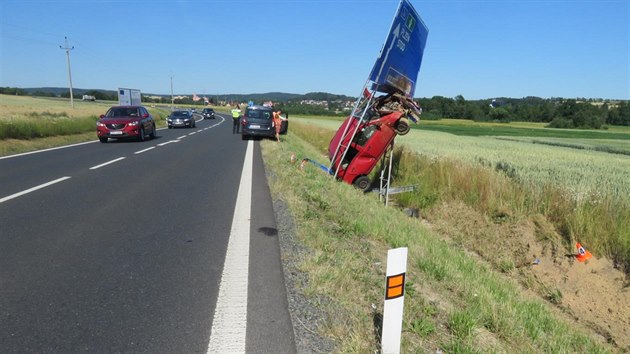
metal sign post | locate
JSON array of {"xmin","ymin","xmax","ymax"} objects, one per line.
[{"xmin": 381, "ymin": 247, "xmax": 408, "ymax": 354}]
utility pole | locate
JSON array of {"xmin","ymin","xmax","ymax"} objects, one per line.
[
  {"xmin": 59, "ymin": 36, "xmax": 74, "ymax": 108},
  {"xmin": 170, "ymin": 75, "xmax": 174, "ymax": 110}
]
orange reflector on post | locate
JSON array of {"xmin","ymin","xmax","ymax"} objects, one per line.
[{"xmin": 385, "ymin": 273, "xmax": 405, "ymax": 300}]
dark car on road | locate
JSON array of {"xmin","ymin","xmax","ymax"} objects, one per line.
[
  {"xmin": 240, "ymin": 105, "xmax": 274, "ymax": 140},
  {"xmin": 167, "ymin": 110, "xmax": 196, "ymax": 128},
  {"xmin": 202, "ymin": 108, "xmax": 215, "ymax": 119},
  {"xmin": 96, "ymin": 105, "xmax": 157, "ymax": 143}
]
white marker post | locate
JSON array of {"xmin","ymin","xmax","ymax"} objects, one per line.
[{"xmin": 381, "ymin": 247, "xmax": 408, "ymax": 354}]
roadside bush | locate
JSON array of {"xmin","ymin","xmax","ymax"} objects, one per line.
[{"xmin": 0, "ymin": 115, "xmax": 97, "ymax": 140}]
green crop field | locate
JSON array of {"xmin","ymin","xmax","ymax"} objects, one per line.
[
  {"xmin": 296, "ymin": 116, "xmax": 630, "ymax": 200},
  {"xmin": 0, "ymin": 94, "xmax": 169, "ymax": 148}
]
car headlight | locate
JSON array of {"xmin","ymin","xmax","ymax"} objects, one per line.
[
  {"xmin": 128, "ymin": 121, "xmax": 140, "ymax": 126},
  {"xmin": 96, "ymin": 121, "xmax": 105, "ymax": 127}
]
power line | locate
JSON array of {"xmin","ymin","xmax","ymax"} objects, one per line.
[{"xmin": 59, "ymin": 36, "xmax": 75, "ymax": 108}]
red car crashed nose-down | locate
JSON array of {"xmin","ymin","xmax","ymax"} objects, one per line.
[
  {"xmin": 328, "ymin": 93, "xmax": 419, "ymax": 191},
  {"xmin": 329, "ymin": 111, "xmax": 410, "ymax": 191}
]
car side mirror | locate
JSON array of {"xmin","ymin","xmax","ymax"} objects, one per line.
[
  {"xmin": 100, "ymin": 114, "xmax": 105, "ymax": 118},
  {"xmin": 142, "ymin": 114, "xmax": 149, "ymax": 118}
]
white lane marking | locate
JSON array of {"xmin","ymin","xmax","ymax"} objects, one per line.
[
  {"xmin": 135, "ymin": 147, "xmax": 155, "ymax": 154},
  {"xmin": 178, "ymin": 136, "xmax": 187, "ymax": 139},
  {"xmin": 0, "ymin": 177, "xmax": 71, "ymax": 204},
  {"xmin": 188, "ymin": 132, "xmax": 196, "ymax": 136},
  {"xmin": 1, "ymin": 116, "xmax": 227, "ymax": 160},
  {"xmin": 197, "ymin": 129, "xmax": 203, "ymax": 133},
  {"xmin": 157, "ymin": 140, "xmax": 180, "ymax": 146},
  {"xmin": 208, "ymin": 117, "xmax": 225, "ymax": 128},
  {"xmin": 0, "ymin": 141, "xmax": 97, "ymax": 160},
  {"xmin": 89, "ymin": 157, "xmax": 126, "ymax": 170},
  {"xmin": 207, "ymin": 140, "xmax": 253, "ymax": 353}
]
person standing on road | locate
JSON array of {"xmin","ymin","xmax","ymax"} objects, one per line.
[{"xmin": 231, "ymin": 107, "xmax": 242, "ymax": 134}]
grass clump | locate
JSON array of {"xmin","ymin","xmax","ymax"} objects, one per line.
[{"xmin": 0, "ymin": 114, "xmax": 98, "ymax": 140}]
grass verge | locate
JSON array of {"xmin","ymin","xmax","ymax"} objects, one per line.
[
  {"xmin": 290, "ymin": 118, "xmax": 630, "ymax": 275},
  {"xmin": 261, "ymin": 128, "xmax": 615, "ymax": 353}
]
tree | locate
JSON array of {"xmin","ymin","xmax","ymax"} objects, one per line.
[
  {"xmin": 0, "ymin": 87, "xmax": 27, "ymax": 95},
  {"xmin": 489, "ymin": 107, "xmax": 511, "ymax": 122}
]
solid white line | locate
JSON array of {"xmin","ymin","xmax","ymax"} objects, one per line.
[
  {"xmin": 207, "ymin": 140, "xmax": 253, "ymax": 353},
  {"xmin": 134, "ymin": 147, "xmax": 155, "ymax": 154},
  {"xmin": 0, "ymin": 177, "xmax": 71, "ymax": 204},
  {"xmin": 0, "ymin": 141, "xmax": 97, "ymax": 160},
  {"xmin": 89, "ymin": 157, "xmax": 126, "ymax": 170}
]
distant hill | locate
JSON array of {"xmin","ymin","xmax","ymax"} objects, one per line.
[
  {"xmin": 23, "ymin": 87, "xmax": 118, "ymax": 96},
  {"xmin": 20, "ymin": 88, "xmax": 355, "ymax": 102},
  {"xmin": 211, "ymin": 92, "xmax": 302, "ymax": 102}
]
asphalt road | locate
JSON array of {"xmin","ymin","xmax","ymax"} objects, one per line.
[{"xmin": 0, "ymin": 113, "xmax": 296, "ymax": 353}]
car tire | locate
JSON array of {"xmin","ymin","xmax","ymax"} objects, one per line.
[
  {"xmin": 395, "ymin": 118, "xmax": 410, "ymax": 135},
  {"xmin": 149, "ymin": 125, "xmax": 156, "ymax": 139},
  {"xmin": 99, "ymin": 137, "xmax": 108, "ymax": 143},
  {"xmin": 353, "ymin": 175, "xmax": 371, "ymax": 192},
  {"xmin": 138, "ymin": 127, "xmax": 145, "ymax": 142},
  {"xmin": 241, "ymin": 134, "xmax": 248, "ymax": 141}
]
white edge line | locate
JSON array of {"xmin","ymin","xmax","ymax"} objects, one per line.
[
  {"xmin": 207, "ymin": 140, "xmax": 253, "ymax": 353},
  {"xmin": 89, "ymin": 157, "xmax": 126, "ymax": 170},
  {"xmin": 0, "ymin": 141, "xmax": 97, "ymax": 160},
  {"xmin": 1, "ymin": 116, "xmax": 227, "ymax": 161},
  {"xmin": 0, "ymin": 177, "xmax": 71, "ymax": 204},
  {"xmin": 135, "ymin": 147, "xmax": 156, "ymax": 154}
]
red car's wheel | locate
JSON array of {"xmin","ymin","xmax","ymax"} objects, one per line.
[
  {"xmin": 353, "ymin": 175, "xmax": 371, "ymax": 192},
  {"xmin": 395, "ymin": 118, "xmax": 410, "ymax": 135}
]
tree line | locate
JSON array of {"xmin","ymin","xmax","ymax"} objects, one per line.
[
  {"xmin": 2, "ymin": 87, "xmax": 628, "ymax": 128},
  {"xmin": 416, "ymin": 95, "xmax": 630, "ymax": 128}
]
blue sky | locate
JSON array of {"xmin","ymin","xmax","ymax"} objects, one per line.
[{"xmin": 1, "ymin": 0, "xmax": 628, "ymax": 100}]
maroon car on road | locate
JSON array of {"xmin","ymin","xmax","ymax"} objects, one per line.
[{"xmin": 96, "ymin": 106, "xmax": 157, "ymax": 143}]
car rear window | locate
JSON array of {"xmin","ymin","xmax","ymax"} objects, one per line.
[{"xmin": 246, "ymin": 110, "xmax": 272, "ymax": 120}]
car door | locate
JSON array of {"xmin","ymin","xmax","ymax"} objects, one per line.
[{"xmin": 140, "ymin": 107, "xmax": 152, "ymax": 132}]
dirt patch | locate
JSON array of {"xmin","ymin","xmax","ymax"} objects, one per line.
[{"xmin": 426, "ymin": 201, "xmax": 630, "ymax": 350}]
